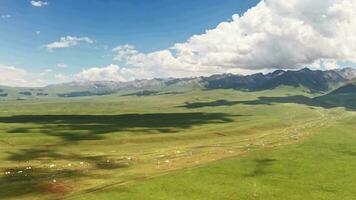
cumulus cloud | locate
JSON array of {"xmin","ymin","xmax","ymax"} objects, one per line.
[
  {"xmin": 52, "ymin": 64, "xmax": 153, "ymax": 83},
  {"xmin": 5, "ymin": 0, "xmax": 356, "ymax": 86},
  {"xmin": 323, "ymin": 59, "xmax": 341, "ymax": 70},
  {"xmin": 54, "ymin": 74, "xmax": 71, "ymax": 82},
  {"xmin": 44, "ymin": 36, "xmax": 94, "ymax": 50},
  {"xmin": 113, "ymin": 44, "xmax": 139, "ymax": 62},
  {"xmin": 0, "ymin": 64, "xmax": 45, "ymax": 87},
  {"xmin": 31, "ymin": 0, "xmax": 48, "ymax": 7},
  {"xmin": 311, "ymin": 59, "xmax": 341, "ymax": 70},
  {"xmin": 113, "ymin": 0, "xmax": 356, "ymax": 78},
  {"xmin": 113, "ymin": 44, "xmax": 271, "ymax": 78},
  {"xmin": 75, "ymin": 64, "xmax": 153, "ymax": 82}
]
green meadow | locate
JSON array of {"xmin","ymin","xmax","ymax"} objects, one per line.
[
  {"xmin": 80, "ymin": 117, "xmax": 356, "ymax": 200},
  {"xmin": 0, "ymin": 88, "xmax": 354, "ymax": 200}
]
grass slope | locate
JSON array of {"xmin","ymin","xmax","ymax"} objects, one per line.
[{"xmin": 78, "ymin": 116, "xmax": 356, "ymax": 200}]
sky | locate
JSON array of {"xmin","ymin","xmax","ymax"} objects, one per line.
[{"xmin": 0, "ymin": 0, "xmax": 355, "ymax": 87}]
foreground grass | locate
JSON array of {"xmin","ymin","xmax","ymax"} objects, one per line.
[
  {"xmin": 0, "ymin": 88, "xmax": 353, "ymax": 199},
  {"xmin": 77, "ymin": 116, "xmax": 356, "ymax": 200}
]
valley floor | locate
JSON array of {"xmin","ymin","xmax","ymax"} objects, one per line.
[{"xmin": 0, "ymin": 88, "xmax": 354, "ymax": 200}]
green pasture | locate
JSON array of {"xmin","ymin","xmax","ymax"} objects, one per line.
[{"xmin": 0, "ymin": 87, "xmax": 354, "ymax": 200}]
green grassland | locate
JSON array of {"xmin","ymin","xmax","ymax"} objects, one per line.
[
  {"xmin": 80, "ymin": 116, "xmax": 356, "ymax": 200},
  {"xmin": 0, "ymin": 87, "xmax": 354, "ymax": 200}
]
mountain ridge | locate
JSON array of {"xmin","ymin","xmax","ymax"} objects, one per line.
[
  {"xmin": 0, "ymin": 68, "xmax": 355, "ymax": 99},
  {"xmin": 52, "ymin": 67, "xmax": 356, "ymax": 90}
]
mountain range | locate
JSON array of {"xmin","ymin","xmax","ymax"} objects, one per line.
[{"xmin": 0, "ymin": 68, "xmax": 355, "ymax": 99}]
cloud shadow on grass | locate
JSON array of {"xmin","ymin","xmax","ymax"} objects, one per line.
[
  {"xmin": 0, "ymin": 112, "xmax": 236, "ymax": 142},
  {"xmin": 0, "ymin": 112, "xmax": 237, "ymax": 198},
  {"xmin": 178, "ymin": 95, "xmax": 356, "ymax": 110}
]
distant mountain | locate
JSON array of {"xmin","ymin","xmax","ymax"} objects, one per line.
[
  {"xmin": 0, "ymin": 68, "xmax": 355, "ymax": 99},
  {"xmin": 55, "ymin": 68, "xmax": 356, "ymax": 93},
  {"xmin": 203, "ymin": 68, "xmax": 356, "ymax": 92}
]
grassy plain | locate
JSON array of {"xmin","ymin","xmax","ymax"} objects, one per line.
[
  {"xmin": 0, "ymin": 87, "xmax": 354, "ymax": 200},
  {"xmin": 81, "ymin": 116, "xmax": 356, "ymax": 200}
]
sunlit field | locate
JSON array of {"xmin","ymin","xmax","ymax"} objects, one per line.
[
  {"xmin": 0, "ymin": 88, "xmax": 354, "ymax": 200},
  {"xmin": 80, "ymin": 116, "xmax": 356, "ymax": 200}
]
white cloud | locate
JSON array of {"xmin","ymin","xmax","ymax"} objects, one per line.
[
  {"xmin": 113, "ymin": 0, "xmax": 356, "ymax": 78},
  {"xmin": 307, "ymin": 59, "xmax": 341, "ymax": 70},
  {"xmin": 113, "ymin": 45, "xmax": 271, "ymax": 78},
  {"xmin": 36, "ymin": 31, "xmax": 41, "ymax": 35},
  {"xmin": 57, "ymin": 63, "xmax": 67, "ymax": 68},
  {"xmin": 308, "ymin": 60, "xmax": 324, "ymax": 70},
  {"xmin": 54, "ymin": 74, "xmax": 71, "ymax": 82},
  {"xmin": 0, "ymin": 63, "xmax": 152, "ymax": 86},
  {"xmin": 113, "ymin": 44, "xmax": 139, "ymax": 62},
  {"xmin": 31, "ymin": 0, "xmax": 48, "ymax": 7},
  {"xmin": 0, "ymin": 64, "xmax": 45, "ymax": 87},
  {"xmin": 320, "ymin": 59, "xmax": 341, "ymax": 70},
  {"xmin": 323, "ymin": 59, "xmax": 341, "ymax": 70},
  {"xmin": 4, "ymin": 0, "xmax": 356, "ymax": 86},
  {"xmin": 44, "ymin": 36, "xmax": 94, "ymax": 50},
  {"xmin": 1, "ymin": 14, "xmax": 11, "ymax": 19},
  {"xmin": 75, "ymin": 64, "xmax": 153, "ymax": 82}
]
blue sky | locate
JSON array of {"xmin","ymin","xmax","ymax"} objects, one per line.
[
  {"xmin": 0, "ymin": 0, "xmax": 258, "ymax": 75},
  {"xmin": 0, "ymin": 0, "xmax": 355, "ymax": 86}
]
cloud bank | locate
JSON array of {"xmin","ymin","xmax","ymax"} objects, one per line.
[
  {"xmin": 0, "ymin": 65, "xmax": 45, "ymax": 87},
  {"xmin": 112, "ymin": 0, "xmax": 356, "ymax": 78},
  {"xmin": 72, "ymin": 64, "xmax": 153, "ymax": 82},
  {"xmin": 5, "ymin": 0, "xmax": 356, "ymax": 86}
]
